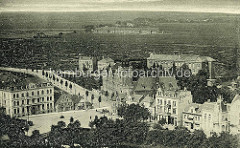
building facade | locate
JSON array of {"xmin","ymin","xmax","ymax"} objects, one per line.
[
  {"xmin": 55, "ymin": 93, "xmax": 75, "ymax": 112},
  {"xmin": 147, "ymin": 53, "xmax": 215, "ymax": 76},
  {"xmin": 183, "ymin": 96, "xmax": 230, "ymax": 137},
  {"xmin": 182, "ymin": 103, "xmax": 202, "ymax": 131},
  {"xmin": 229, "ymin": 94, "xmax": 240, "ymax": 135},
  {"xmin": 0, "ymin": 82, "xmax": 54, "ymax": 117},
  {"xmin": 98, "ymin": 57, "xmax": 115, "ymax": 71},
  {"xmin": 156, "ymin": 88, "xmax": 192, "ymax": 126},
  {"xmin": 101, "ymin": 66, "xmax": 134, "ymax": 99},
  {"xmin": 79, "ymin": 54, "xmax": 97, "ymax": 72}
]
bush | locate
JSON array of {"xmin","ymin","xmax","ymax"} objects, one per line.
[
  {"xmin": 60, "ymin": 115, "xmax": 64, "ymax": 119},
  {"xmin": 28, "ymin": 121, "xmax": 34, "ymax": 126}
]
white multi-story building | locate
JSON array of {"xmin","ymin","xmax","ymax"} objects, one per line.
[
  {"xmin": 79, "ymin": 54, "xmax": 97, "ymax": 72},
  {"xmin": 0, "ymin": 82, "xmax": 54, "ymax": 117},
  {"xmin": 182, "ymin": 103, "xmax": 202, "ymax": 131},
  {"xmin": 229, "ymin": 94, "xmax": 240, "ymax": 135},
  {"xmin": 147, "ymin": 53, "xmax": 215, "ymax": 76},
  {"xmin": 183, "ymin": 96, "xmax": 230, "ymax": 137},
  {"xmin": 155, "ymin": 77, "xmax": 192, "ymax": 126}
]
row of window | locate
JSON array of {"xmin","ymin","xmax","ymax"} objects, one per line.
[
  {"xmin": 150, "ymin": 61, "xmax": 201, "ymax": 68},
  {"xmin": 12, "ymin": 89, "xmax": 53, "ymax": 98},
  {"xmin": 13, "ymin": 96, "xmax": 53, "ymax": 106},
  {"xmin": 149, "ymin": 61, "xmax": 201, "ymax": 67},
  {"xmin": 157, "ymin": 91, "xmax": 177, "ymax": 98},
  {"xmin": 184, "ymin": 114, "xmax": 201, "ymax": 121},
  {"xmin": 204, "ymin": 113, "xmax": 212, "ymax": 121},
  {"xmin": 59, "ymin": 102, "xmax": 73, "ymax": 106},
  {"xmin": 157, "ymin": 99, "xmax": 177, "ymax": 107},
  {"xmin": 13, "ymin": 103, "xmax": 54, "ymax": 114},
  {"xmin": 157, "ymin": 106, "xmax": 177, "ymax": 114}
]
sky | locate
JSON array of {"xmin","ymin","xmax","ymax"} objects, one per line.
[{"xmin": 0, "ymin": 0, "xmax": 239, "ymax": 14}]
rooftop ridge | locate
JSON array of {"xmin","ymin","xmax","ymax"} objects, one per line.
[{"xmin": 0, "ymin": 82, "xmax": 53, "ymax": 92}]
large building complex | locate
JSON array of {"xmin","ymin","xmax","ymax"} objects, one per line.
[
  {"xmin": 147, "ymin": 53, "xmax": 216, "ymax": 76},
  {"xmin": 0, "ymin": 82, "xmax": 54, "ymax": 117}
]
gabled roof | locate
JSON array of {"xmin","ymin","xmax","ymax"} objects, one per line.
[
  {"xmin": 79, "ymin": 56, "xmax": 94, "ymax": 60},
  {"xmin": 134, "ymin": 77, "xmax": 157, "ymax": 92},
  {"xmin": 232, "ymin": 94, "xmax": 240, "ymax": 104},
  {"xmin": 148, "ymin": 53, "xmax": 215, "ymax": 62},
  {"xmin": 56, "ymin": 93, "xmax": 83, "ymax": 105},
  {"xmin": 183, "ymin": 103, "xmax": 202, "ymax": 113},
  {"xmin": 158, "ymin": 76, "xmax": 179, "ymax": 91},
  {"xmin": 201, "ymin": 102, "xmax": 215, "ymax": 112},
  {"xmin": 134, "ymin": 76, "xmax": 179, "ymax": 92},
  {"xmin": 72, "ymin": 95, "xmax": 84, "ymax": 104},
  {"xmin": 98, "ymin": 57, "xmax": 114, "ymax": 63}
]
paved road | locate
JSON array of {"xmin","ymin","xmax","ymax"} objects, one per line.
[{"xmin": 20, "ymin": 106, "xmax": 116, "ymax": 135}]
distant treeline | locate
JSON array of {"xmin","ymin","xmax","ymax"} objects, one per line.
[{"xmin": 83, "ymin": 16, "xmax": 231, "ymax": 32}]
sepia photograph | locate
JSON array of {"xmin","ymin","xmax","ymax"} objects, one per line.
[{"xmin": 0, "ymin": 0, "xmax": 240, "ymax": 147}]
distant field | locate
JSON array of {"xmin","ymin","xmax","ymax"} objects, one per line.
[{"xmin": 0, "ymin": 11, "xmax": 239, "ymax": 69}]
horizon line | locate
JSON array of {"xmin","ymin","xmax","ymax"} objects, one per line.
[{"xmin": 1, "ymin": 9, "xmax": 240, "ymax": 15}]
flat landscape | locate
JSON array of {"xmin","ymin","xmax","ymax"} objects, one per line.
[{"xmin": 0, "ymin": 11, "xmax": 239, "ymax": 78}]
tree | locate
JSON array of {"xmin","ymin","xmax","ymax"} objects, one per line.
[
  {"xmin": 158, "ymin": 118, "xmax": 167, "ymax": 125},
  {"xmin": 59, "ymin": 32, "xmax": 63, "ymax": 36},
  {"xmin": 85, "ymin": 91, "xmax": 89, "ymax": 97},
  {"xmin": 187, "ymin": 130, "xmax": 207, "ymax": 148},
  {"xmin": 60, "ymin": 80, "xmax": 63, "ymax": 86},
  {"xmin": 31, "ymin": 130, "xmax": 40, "ymax": 139},
  {"xmin": 105, "ymin": 91, "xmax": 109, "ymax": 97},
  {"xmin": 65, "ymin": 81, "xmax": 68, "ymax": 89},
  {"xmin": 117, "ymin": 104, "xmax": 151, "ymax": 122},
  {"xmin": 177, "ymin": 69, "xmax": 220, "ymax": 104},
  {"xmin": 91, "ymin": 94, "xmax": 94, "ymax": 104},
  {"xmin": 98, "ymin": 96, "xmax": 102, "ymax": 107},
  {"xmin": 68, "ymin": 120, "xmax": 81, "ymax": 129},
  {"xmin": 53, "ymin": 75, "xmax": 55, "ymax": 81},
  {"xmin": 176, "ymin": 64, "xmax": 192, "ymax": 89},
  {"xmin": 69, "ymin": 83, "xmax": 72, "ymax": 89},
  {"xmin": 72, "ymin": 120, "xmax": 81, "ymax": 128},
  {"xmin": 111, "ymin": 93, "xmax": 114, "ymax": 99},
  {"xmin": 152, "ymin": 123, "xmax": 163, "ymax": 130},
  {"xmin": 57, "ymin": 121, "xmax": 66, "ymax": 128},
  {"xmin": 169, "ymin": 62, "xmax": 177, "ymax": 76},
  {"xmin": 70, "ymin": 117, "xmax": 74, "ymax": 123},
  {"xmin": 42, "ymin": 70, "xmax": 45, "ymax": 76},
  {"xmin": 84, "ymin": 25, "xmax": 95, "ymax": 33}
]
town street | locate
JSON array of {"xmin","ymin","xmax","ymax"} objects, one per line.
[{"xmin": 20, "ymin": 106, "xmax": 117, "ymax": 135}]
